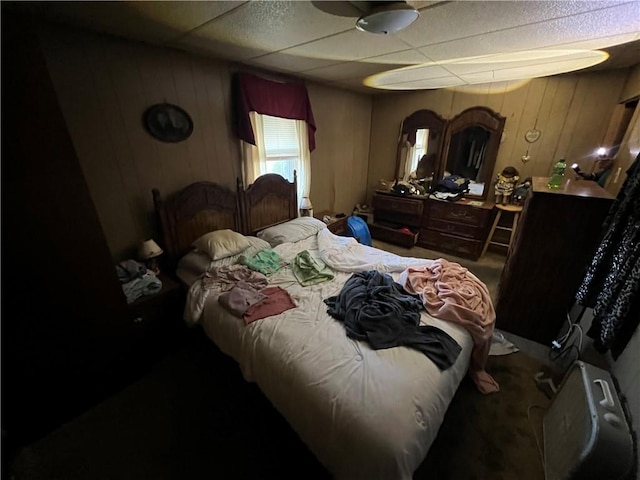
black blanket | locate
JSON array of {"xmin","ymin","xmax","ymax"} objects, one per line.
[{"xmin": 325, "ymin": 270, "xmax": 461, "ymax": 370}]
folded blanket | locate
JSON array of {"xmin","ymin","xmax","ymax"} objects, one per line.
[
  {"xmin": 116, "ymin": 259, "xmax": 147, "ymax": 283},
  {"xmin": 291, "ymin": 250, "xmax": 334, "ymax": 286},
  {"xmin": 398, "ymin": 259, "xmax": 499, "ymax": 394}
]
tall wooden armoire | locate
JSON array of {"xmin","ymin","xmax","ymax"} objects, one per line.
[
  {"xmin": 495, "ymin": 177, "xmax": 614, "ymax": 345},
  {"xmin": 2, "ymin": 13, "xmax": 134, "ymax": 448}
]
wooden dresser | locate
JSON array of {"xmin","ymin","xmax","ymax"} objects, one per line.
[
  {"xmin": 418, "ymin": 199, "xmax": 494, "ymax": 260},
  {"xmin": 495, "ymin": 177, "xmax": 614, "ymax": 345},
  {"xmin": 369, "ymin": 192, "xmax": 423, "ymax": 247}
]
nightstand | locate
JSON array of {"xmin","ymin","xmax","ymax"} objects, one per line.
[
  {"xmin": 126, "ymin": 272, "xmax": 186, "ymax": 369},
  {"xmin": 315, "ymin": 210, "xmax": 349, "ymax": 236}
]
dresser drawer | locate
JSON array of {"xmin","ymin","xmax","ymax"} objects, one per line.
[
  {"xmin": 369, "ymin": 222, "xmax": 418, "ymax": 247},
  {"xmin": 426, "ymin": 200, "xmax": 490, "ymax": 227},
  {"xmin": 418, "ymin": 229, "xmax": 483, "ymax": 259},
  {"xmin": 427, "ymin": 218, "xmax": 483, "ymax": 239},
  {"xmin": 373, "ymin": 194, "xmax": 424, "ymax": 216}
]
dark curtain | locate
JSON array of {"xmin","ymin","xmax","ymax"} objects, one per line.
[
  {"xmin": 575, "ymin": 153, "xmax": 640, "ymax": 359},
  {"xmin": 234, "ymin": 72, "xmax": 316, "ymax": 151}
]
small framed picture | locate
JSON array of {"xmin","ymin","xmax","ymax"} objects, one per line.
[{"xmin": 143, "ymin": 103, "xmax": 193, "ymax": 143}]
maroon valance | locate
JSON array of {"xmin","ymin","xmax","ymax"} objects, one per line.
[{"xmin": 234, "ymin": 72, "xmax": 316, "ymax": 151}]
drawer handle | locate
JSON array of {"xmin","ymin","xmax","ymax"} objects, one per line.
[
  {"xmin": 446, "ymin": 225, "xmax": 456, "ymax": 231},
  {"xmin": 133, "ymin": 316, "xmax": 144, "ymax": 324},
  {"xmin": 451, "ymin": 211, "xmax": 471, "ymax": 219}
]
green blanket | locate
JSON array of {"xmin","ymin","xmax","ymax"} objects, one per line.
[{"xmin": 292, "ymin": 250, "xmax": 334, "ymax": 286}]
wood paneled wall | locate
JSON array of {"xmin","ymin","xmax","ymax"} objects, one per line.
[
  {"xmin": 308, "ymin": 82, "xmax": 371, "ymax": 216},
  {"xmin": 38, "ymin": 25, "xmax": 372, "ymax": 260},
  {"xmin": 368, "ymin": 70, "xmax": 633, "ymax": 202}
]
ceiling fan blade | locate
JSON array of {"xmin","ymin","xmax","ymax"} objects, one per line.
[{"xmin": 310, "ymin": 1, "xmax": 364, "ymax": 18}]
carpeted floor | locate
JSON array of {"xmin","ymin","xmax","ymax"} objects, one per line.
[{"xmin": 11, "ymin": 330, "xmax": 552, "ymax": 480}]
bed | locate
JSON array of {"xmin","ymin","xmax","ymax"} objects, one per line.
[{"xmin": 153, "ymin": 174, "xmax": 475, "ymax": 480}]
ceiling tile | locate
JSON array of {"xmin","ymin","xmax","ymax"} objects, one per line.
[
  {"xmin": 249, "ymin": 52, "xmax": 341, "ymax": 73},
  {"xmin": 364, "ymin": 48, "xmax": 433, "ymax": 65},
  {"xmin": 171, "ymin": 35, "xmax": 267, "ymax": 62},
  {"xmin": 396, "ymin": 0, "xmax": 633, "ymax": 48},
  {"xmin": 376, "ymin": 76, "xmax": 466, "ymax": 90},
  {"xmin": 23, "ymin": 1, "xmax": 242, "ymax": 44},
  {"xmin": 418, "ymin": 3, "xmax": 640, "ymax": 61},
  {"xmin": 442, "ymin": 50, "xmax": 607, "ymax": 76},
  {"xmin": 301, "ymin": 61, "xmax": 403, "ymax": 81},
  {"xmin": 176, "ymin": 0, "xmax": 354, "ymax": 56},
  {"xmin": 285, "ymin": 28, "xmax": 412, "ymax": 62},
  {"xmin": 367, "ymin": 64, "xmax": 455, "ymax": 85},
  {"xmin": 458, "ymin": 55, "xmax": 609, "ymax": 83}
]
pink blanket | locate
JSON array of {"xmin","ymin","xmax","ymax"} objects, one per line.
[{"xmin": 398, "ymin": 259, "xmax": 499, "ymax": 394}]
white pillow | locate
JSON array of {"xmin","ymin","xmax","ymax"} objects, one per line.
[
  {"xmin": 257, "ymin": 217, "xmax": 327, "ymax": 247},
  {"xmin": 192, "ymin": 229, "xmax": 251, "ymax": 261},
  {"xmin": 179, "ymin": 236, "xmax": 270, "ymax": 274}
]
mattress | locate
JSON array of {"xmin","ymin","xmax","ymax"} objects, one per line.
[{"xmin": 186, "ymin": 229, "xmax": 473, "ymax": 479}]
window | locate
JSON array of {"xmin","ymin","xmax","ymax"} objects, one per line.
[
  {"xmin": 262, "ymin": 114, "xmax": 299, "ymax": 181},
  {"xmin": 242, "ymin": 112, "xmax": 311, "ymax": 209}
]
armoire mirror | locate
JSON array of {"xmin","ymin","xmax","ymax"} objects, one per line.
[{"xmin": 395, "ymin": 106, "xmax": 505, "ymax": 201}]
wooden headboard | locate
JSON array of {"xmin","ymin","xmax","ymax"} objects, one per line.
[
  {"xmin": 152, "ymin": 182, "xmax": 241, "ymax": 266},
  {"xmin": 240, "ymin": 172, "xmax": 298, "ymax": 236},
  {"xmin": 153, "ymin": 173, "xmax": 297, "ymax": 268}
]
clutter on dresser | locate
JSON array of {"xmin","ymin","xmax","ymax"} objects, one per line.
[
  {"xmin": 429, "ymin": 174, "xmax": 470, "ymax": 202},
  {"xmin": 116, "ymin": 259, "xmax": 162, "ymax": 304}
]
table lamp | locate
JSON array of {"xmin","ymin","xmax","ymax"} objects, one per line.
[
  {"xmin": 138, "ymin": 239, "xmax": 163, "ymax": 274},
  {"xmin": 300, "ymin": 197, "xmax": 313, "ymax": 217}
]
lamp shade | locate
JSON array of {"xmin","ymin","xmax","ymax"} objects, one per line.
[
  {"xmin": 138, "ymin": 239, "xmax": 163, "ymax": 260},
  {"xmin": 299, "ymin": 197, "xmax": 313, "ymax": 217},
  {"xmin": 300, "ymin": 197, "xmax": 313, "ymax": 210}
]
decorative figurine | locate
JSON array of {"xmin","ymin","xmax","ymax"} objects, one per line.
[
  {"xmin": 512, "ymin": 177, "xmax": 532, "ymax": 205},
  {"xmin": 494, "ymin": 166, "xmax": 520, "ymax": 205}
]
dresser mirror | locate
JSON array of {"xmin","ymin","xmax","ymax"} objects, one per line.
[
  {"xmin": 395, "ymin": 109, "xmax": 446, "ymax": 192},
  {"xmin": 439, "ymin": 106, "xmax": 506, "ymax": 201},
  {"xmin": 395, "ymin": 106, "xmax": 505, "ymax": 201}
]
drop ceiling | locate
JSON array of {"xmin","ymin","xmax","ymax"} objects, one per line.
[{"xmin": 14, "ymin": 0, "xmax": 640, "ymax": 93}]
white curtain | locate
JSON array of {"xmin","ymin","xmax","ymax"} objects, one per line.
[
  {"xmin": 240, "ymin": 112, "xmax": 311, "ymax": 210},
  {"xmin": 295, "ymin": 119, "xmax": 311, "ymax": 205},
  {"xmin": 241, "ymin": 112, "xmax": 267, "ymax": 185}
]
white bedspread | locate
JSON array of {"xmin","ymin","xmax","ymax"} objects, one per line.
[{"xmin": 186, "ymin": 230, "xmax": 474, "ymax": 480}]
